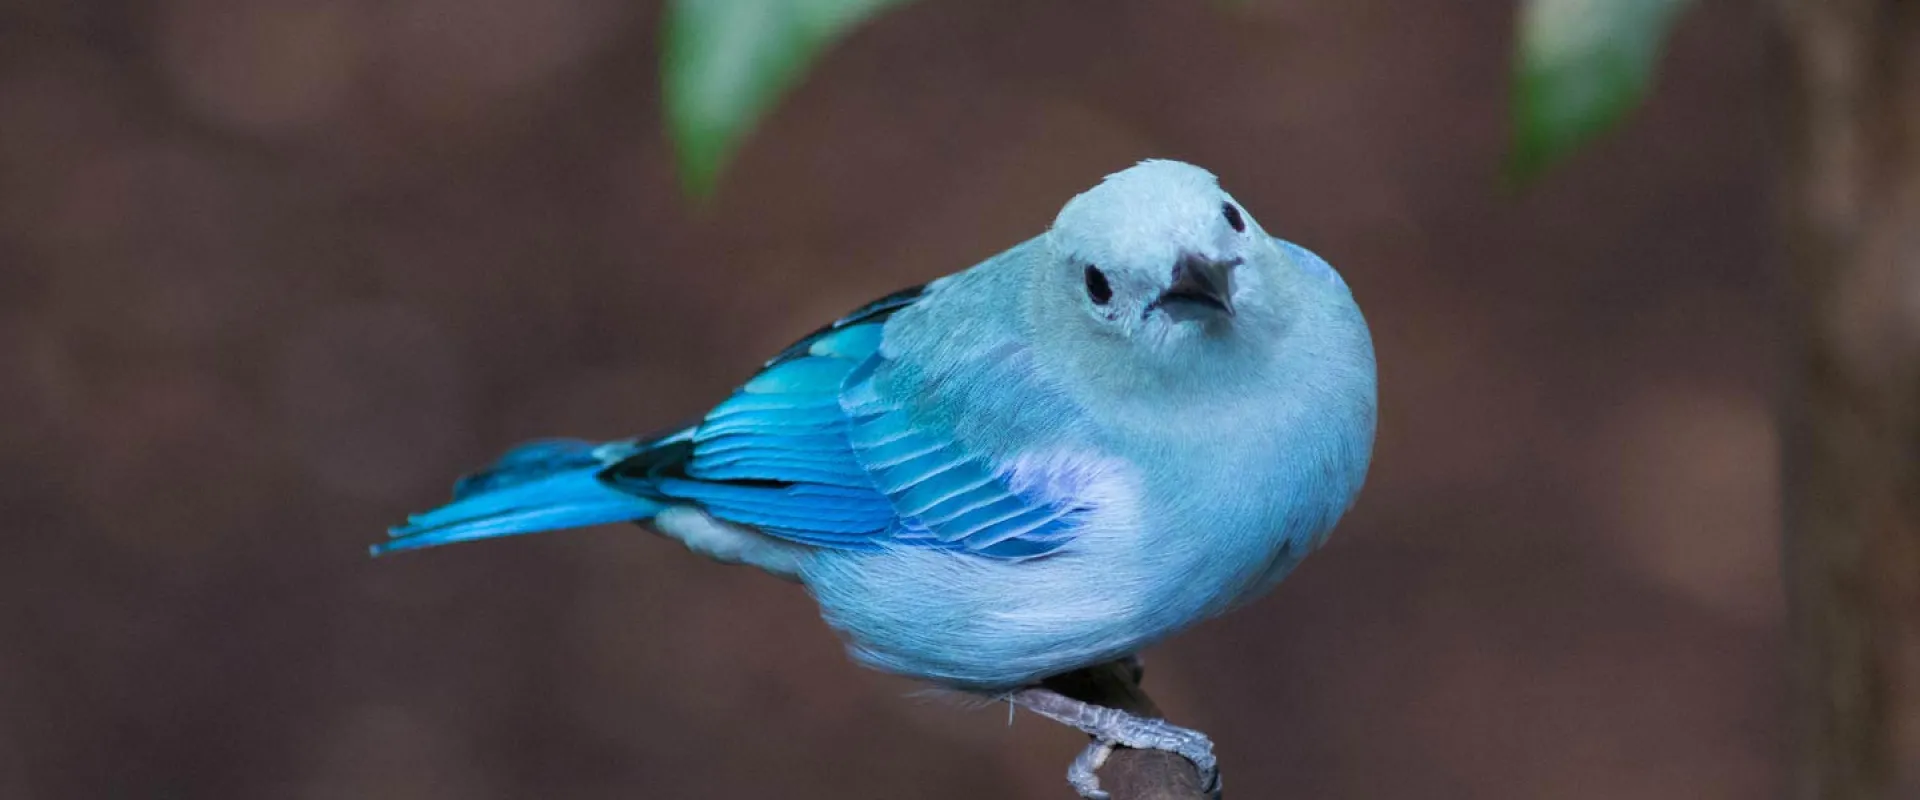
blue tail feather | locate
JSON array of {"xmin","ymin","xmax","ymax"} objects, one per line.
[
  {"xmin": 450, "ymin": 438, "xmax": 606, "ymax": 499},
  {"xmin": 376, "ymin": 437, "xmax": 669, "ymax": 556}
]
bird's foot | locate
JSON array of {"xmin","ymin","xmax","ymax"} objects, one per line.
[
  {"xmin": 1066, "ymin": 739, "xmax": 1114, "ymax": 798},
  {"xmin": 1009, "ymin": 687, "xmax": 1220, "ymax": 800}
]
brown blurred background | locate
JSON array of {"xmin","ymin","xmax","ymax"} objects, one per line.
[{"xmin": 0, "ymin": 1, "xmax": 1781, "ymax": 798}]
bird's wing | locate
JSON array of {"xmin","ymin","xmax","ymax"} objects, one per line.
[{"xmin": 605, "ymin": 279, "xmax": 1086, "ymax": 560}]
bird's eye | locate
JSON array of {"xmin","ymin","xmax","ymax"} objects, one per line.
[
  {"xmin": 1084, "ymin": 265, "xmax": 1112, "ymax": 305},
  {"xmin": 1222, "ymin": 202, "xmax": 1246, "ymax": 233}
]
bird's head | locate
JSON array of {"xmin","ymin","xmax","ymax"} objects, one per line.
[{"xmin": 1035, "ymin": 159, "xmax": 1352, "ymax": 400}]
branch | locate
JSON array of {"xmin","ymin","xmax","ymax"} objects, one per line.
[
  {"xmin": 1777, "ymin": 0, "xmax": 1920, "ymax": 795},
  {"xmin": 1040, "ymin": 660, "xmax": 1211, "ymax": 800}
]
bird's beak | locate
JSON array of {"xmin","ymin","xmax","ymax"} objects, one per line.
[{"xmin": 1153, "ymin": 253, "xmax": 1238, "ymax": 319}]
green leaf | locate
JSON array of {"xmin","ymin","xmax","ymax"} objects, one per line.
[
  {"xmin": 664, "ymin": 0, "xmax": 915, "ymax": 198},
  {"xmin": 1508, "ymin": 0, "xmax": 1694, "ymax": 182}
]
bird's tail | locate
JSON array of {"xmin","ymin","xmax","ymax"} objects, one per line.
[{"xmin": 375, "ymin": 435, "xmax": 681, "ymax": 556}]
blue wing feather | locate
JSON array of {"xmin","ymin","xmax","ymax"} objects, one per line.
[
  {"xmin": 743, "ymin": 357, "xmax": 852, "ymax": 394},
  {"xmin": 703, "ymin": 392, "xmax": 842, "ymax": 416},
  {"xmin": 602, "ymin": 283, "xmax": 1085, "ymax": 560}
]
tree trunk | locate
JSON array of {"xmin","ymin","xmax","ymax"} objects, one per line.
[{"xmin": 1775, "ymin": 1, "xmax": 1920, "ymax": 797}]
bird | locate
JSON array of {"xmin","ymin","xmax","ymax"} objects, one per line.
[{"xmin": 379, "ymin": 159, "xmax": 1377, "ymax": 799}]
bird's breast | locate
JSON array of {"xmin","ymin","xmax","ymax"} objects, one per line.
[{"xmin": 1126, "ymin": 391, "xmax": 1372, "ymax": 616}]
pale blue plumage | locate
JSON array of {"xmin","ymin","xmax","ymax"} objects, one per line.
[{"xmin": 383, "ymin": 160, "xmax": 1377, "ymax": 695}]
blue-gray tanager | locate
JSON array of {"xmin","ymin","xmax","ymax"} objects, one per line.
[{"xmin": 382, "ymin": 160, "xmax": 1376, "ymax": 797}]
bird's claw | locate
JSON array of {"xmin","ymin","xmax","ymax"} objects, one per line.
[
  {"xmin": 1066, "ymin": 740, "xmax": 1114, "ymax": 799},
  {"xmin": 1100, "ymin": 716, "xmax": 1220, "ymax": 799},
  {"xmin": 1011, "ymin": 687, "xmax": 1222, "ymax": 799}
]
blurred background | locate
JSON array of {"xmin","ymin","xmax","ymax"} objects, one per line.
[{"xmin": 0, "ymin": 1, "xmax": 1781, "ymax": 797}]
